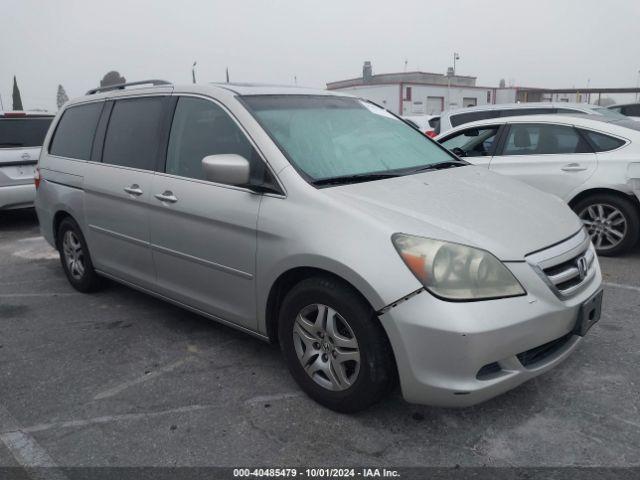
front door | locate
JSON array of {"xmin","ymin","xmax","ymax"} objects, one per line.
[
  {"xmin": 438, "ymin": 124, "xmax": 502, "ymax": 168},
  {"xmin": 149, "ymin": 96, "xmax": 266, "ymax": 330}
]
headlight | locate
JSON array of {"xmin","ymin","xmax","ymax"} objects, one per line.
[{"xmin": 392, "ymin": 233, "xmax": 525, "ymax": 301}]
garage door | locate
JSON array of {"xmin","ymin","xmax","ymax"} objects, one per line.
[{"xmin": 426, "ymin": 96, "xmax": 444, "ymax": 114}]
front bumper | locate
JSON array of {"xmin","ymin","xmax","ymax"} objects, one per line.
[
  {"xmin": 379, "ymin": 258, "xmax": 602, "ymax": 407},
  {"xmin": 0, "ymin": 183, "xmax": 35, "ymax": 210}
]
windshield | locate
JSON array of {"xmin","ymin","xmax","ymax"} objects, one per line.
[
  {"xmin": 242, "ymin": 95, "xmax": 456, "ymax": 183},
  {"xmin": 0, "ymin": 117, "xmax": 53, "ymax": 148}
]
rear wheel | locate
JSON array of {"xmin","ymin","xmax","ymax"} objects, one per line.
[
  {"xmin": 278, "ymin": 275, "xmax": 395, "ymax": 413},
  {"xmin": 57, "ymin": 217, "xmax": 103, "ymax": 292},
  {"xmin": 573, "ymin": 194, "xmax": 640, "ymax": 256}
]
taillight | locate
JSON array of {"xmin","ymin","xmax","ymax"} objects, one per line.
[
  {"xmin": 425, "ymin": 131, "xmax": 437, "ymax": 138},
  {"xmin": 34, "ymin": 166, "xmax": 41, "ymax": 189}
]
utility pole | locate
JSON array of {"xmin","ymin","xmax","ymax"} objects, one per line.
[
  {"xmin": 453, "ymin": 52, "xmax": 460, "ymax": 76},
  {"xmin": 192, "ymin": 61, "xmax": 197, "ymax": 84}
]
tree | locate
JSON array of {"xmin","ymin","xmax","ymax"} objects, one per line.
[
  {"xmin": 12, "ymin": 76, "xmax": 23, "ymax": 110},
  {"xmin": 56, "ymin": 85, "xmax": 69, "ymax": 109},
  {"xmin": 100, "ymin": 71, "xmax": 126, "ymax": 88}
]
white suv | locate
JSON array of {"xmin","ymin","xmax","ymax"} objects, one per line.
[
  {"xmin": 1, "ymin": 111, "xmax": 54, "ymax": 209},
  {"xmin": 436, "ymin": 102, "xmax": 626, "ymax": 135},
  {"xmin": 437, "ymin": 114, "xmax": 640, "ymax": 255}
]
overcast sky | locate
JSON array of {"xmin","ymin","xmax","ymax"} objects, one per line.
[{"xmin": 2, "ymin": 0, "xmax": 639, "ymax": 111}]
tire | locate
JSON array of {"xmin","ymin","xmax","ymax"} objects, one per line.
[
  {"xmin": 57, "ymin": 217, "xmax": 103, "ymax": 292},
  {"xmin": 278, "ymin": 275, "xmax": 396, "ymax": 413},
  {"xmin": 573, "ymin": 194, "xmax": 640, "ymax": 256}
]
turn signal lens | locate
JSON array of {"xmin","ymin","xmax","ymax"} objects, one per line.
[{"xmin": 34, "ymin": 166, "xmax": 41, "ymax": 189}]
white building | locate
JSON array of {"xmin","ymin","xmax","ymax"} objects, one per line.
[{"xmin": 327, "ymin": 62, "xmax": 498, "ymax": 115}]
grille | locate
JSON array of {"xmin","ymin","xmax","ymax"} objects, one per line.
[
  {"xmin": 527, "ymin": 230, "xmax": 596, "ymax": 299},
  {"xmin": 542, "ymin": 248, "xmax": 595, "ymax": 295}
]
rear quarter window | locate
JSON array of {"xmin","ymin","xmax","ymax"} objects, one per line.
[
  {"xmin": 580, "ymin": 130, "xmax": 626, "ymax": 152},
  {"xmin": 50, "ymin": 103, "xmax": 103, "ymax": 160},
  {"xmin": 0, "ymin": 117, "xmax": 53, "ymax": 148}
]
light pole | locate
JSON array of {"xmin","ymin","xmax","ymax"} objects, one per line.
[
  {"xmin": 453, "ymin": 52, "xmax": 460, "ymax": 76},
  {"xmin": 192, "ymin": 61, "xmax": 197, "ymax": 84}
]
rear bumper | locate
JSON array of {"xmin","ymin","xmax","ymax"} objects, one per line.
[
  {"xmin": 0, "ymin": 183, "xmax": 35, "ymax": 210},
  {"xmin": 379, "ymin": 260, "xmax": 602, "ymax": 407}
]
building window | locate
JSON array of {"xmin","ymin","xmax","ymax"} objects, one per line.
[
  {"xmin": 405, "ymin": 86, "xmax": 412, "ymax": 101},
  {"xmin": 487, "ymin": 91, "xmax": 491, "ymax": 103},
  {"xmin": 463, "ymin": 97, "xmax": 478, "ymax": 108}
]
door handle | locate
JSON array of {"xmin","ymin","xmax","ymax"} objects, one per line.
[
  {"xmin": 124, "ymin": 184, "xmax": 143, "ymax": 196},
  {"xmin": 561, "ymin": 163, "xmax": 587, "ymax": 172},
  {"xmin": 154, "ymin": 191, "xmax": 178, "ymax": 203}
]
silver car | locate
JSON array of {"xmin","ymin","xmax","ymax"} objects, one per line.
[
  {"xmin": 1, "ymin": 111, "xmax": 54, "ymax": 209},
  {"xmin": 35, "ymin": 81, "xmax": 603, "ymax": 412}
]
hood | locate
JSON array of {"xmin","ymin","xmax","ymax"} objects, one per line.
[{"xmin": 324, "ymin": 166, "xmax": 582, "ymax": 261}]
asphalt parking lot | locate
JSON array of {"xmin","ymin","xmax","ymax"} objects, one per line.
[{"xmin": 0, "ymin": 209, "xmax": 639, "ymax": 471}]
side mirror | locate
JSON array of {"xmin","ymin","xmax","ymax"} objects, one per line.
[
  {"xmin": 465, "ymin": 128, "xmax": 480, "ymax": 137},
  {"xmin": 452, "ymin": 147, "xmax": 467, "ymax": 158},
  {"xmin": 202, "ymin": 154, "xmax": 250, "ymax": 186}
]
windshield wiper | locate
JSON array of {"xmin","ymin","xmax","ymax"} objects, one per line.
[
  {"xmin": 0, "ymin": 142, "xmax": 24, "ymax": 147},
  {"xmin": 312, "ymin": 172, "xmax": 402, "ymax": 186},
  {"xmin": 403, "ymin": 160, "xmax": 468, "ymax": 174}
]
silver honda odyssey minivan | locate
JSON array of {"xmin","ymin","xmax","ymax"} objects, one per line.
[{"xmin": 35, "ymin": 81, "xmax": 603, "ymax": 412}]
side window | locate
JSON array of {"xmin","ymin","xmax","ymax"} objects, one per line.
[
  {"xmin": 499, "ymin": 108, "xmax": 553, "ymax": 117},
  {"xmin": 503, "ymin": 124, "xmax": 591, "ymax": 156},
  {"xmin": 624, "ymin": 105, "xmax": 640, "ymax": 116},
  {"xmin": 556, "ymin": 108, "xmax": 582, "ymax": 114},
  {"xmin": 580, "ymin": 130, "xmax": 625, "ymax": 152},
  {"xmin": 102, "ymin": 97, "xmax": 166, "ymax": 170},
  {"xmin": 166, "ymin": 97, "xmax": 265, "ymax": 183},
  {"xmin": 450, "ymin": 111, "xmax": 501, "ymax": 128},
  {"xmin": 50, "ymin": 103, "xmax": 103, "ymax": 160},
  {"xmin": 440, "ymin": 126, "xmax": 500, "ymax": 157}
]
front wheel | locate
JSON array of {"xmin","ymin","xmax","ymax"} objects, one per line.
[
  {"xmin": 278, "ymin": 276, "xmax": 396, "ymax": 413},
  {"xmin": 573, "ymin": 194, "xmax": 640, "ymax": 256}
]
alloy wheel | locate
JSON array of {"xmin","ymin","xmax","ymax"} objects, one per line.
[
  {"xmin": 292, "ymin": 304, "xmax": 361, "ymax": 391},
  {"xmin": 62, "ymin": 230, "xmax": 86, "ymax": 281},
  {"xmin": 579, "ymin": 203, "xmax": 627, "ymax": 251}
]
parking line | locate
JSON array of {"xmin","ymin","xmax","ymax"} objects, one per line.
[
  {"xmin": 20, "ymin": 404, "xmax": 217, "ymax": 434},
  {"xmin": 93, "ymin": 356, "xmax": 193, "ymax": 400},
  {"xmin": 603, "ymin": 281, "xmax": 640, "ymax": 293},
  {"xmin": 245, "ymin": 392, "xmax": 303, "ymax": 405},
  {"xmin": 0, "ymin": 404, "xmax": 68, "ymax": 480},
  {"xmin": 0, "ymin": 293, "xmax": 80, "ymax": 298}
]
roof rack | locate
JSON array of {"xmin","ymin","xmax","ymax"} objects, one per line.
[{"xmin": 86, "ymin": 79, "xmax": 171, "ymax": 95}]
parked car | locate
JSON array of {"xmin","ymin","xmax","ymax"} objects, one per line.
[
  {"xmin": 436, "ymin": 114, "xmax": 640, "ymax": 255},
  {"xmin": 36, "ymin": 81, "xmax": 602, "ymax": 412},
  {"xmin": 436, "ymin": 102, "xmax": 627, "ymax": 135},
  {"xmin": 401, "ymin": 115, "xmax": 439, "ymax": 138},
  {"xmin": 0, "ymin": 111, "xmax": 54, "ymax": 210},
  {"xmin": 608, "ymin": 103, "xmax": 640, "ymax": 121}
]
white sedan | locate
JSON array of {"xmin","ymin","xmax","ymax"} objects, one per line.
[{"xmin": 436, "ymin": 114, "xmax": 640, "ymax": 256}]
